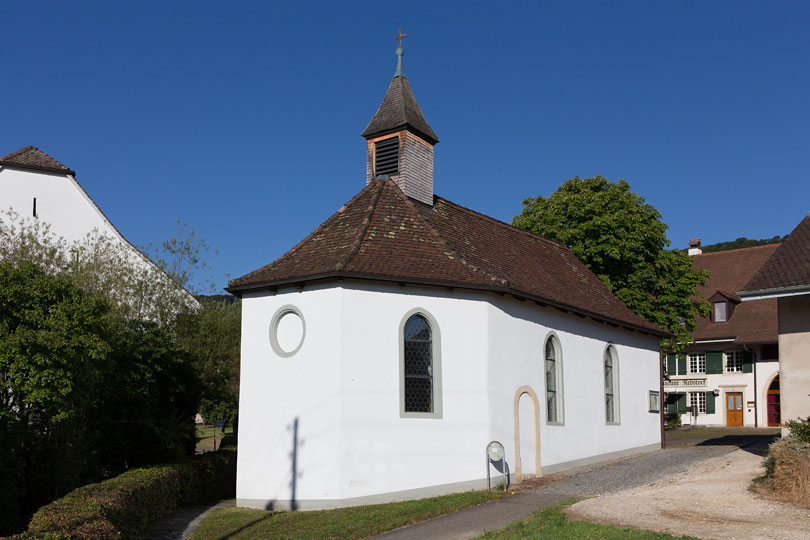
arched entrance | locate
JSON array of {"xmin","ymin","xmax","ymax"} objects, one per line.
[
  {"xmin": 513, "ymin": 386, "xmax": 541, "ymax": 482},
  {"xmin": 766, "ymin": 375, "xmax": 781, "ymax": 427}
]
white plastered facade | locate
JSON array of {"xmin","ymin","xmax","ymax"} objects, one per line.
[
  {"xmin": 237, "ymin": 280, "xmax": 662, "ymax": 510},
  {"xmin": 0, "ymin": 165, "xmax": 195, "ymax": 307}
]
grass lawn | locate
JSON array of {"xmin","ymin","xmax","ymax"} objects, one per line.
[
  {"xmin": 192, "ymin": 490, "xmax": 504, "ymax": 540},
  {"xmin": 665, "ymin": 426, "xmax": 779, "ymax": 442},
  {"xmin": 195, "ymin": 424, "xmax": 234, "ymax": 450},
  {"xmin": 476, "ymin": 500, "xmax": 696, "ymax": 539}
]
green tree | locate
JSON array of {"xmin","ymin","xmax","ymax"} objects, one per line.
[
  {"xmin": 513, "ymin": 175, "xmax": 710, "ymax": 351},
  {"xmin": 176, "ymin": 297, "xmax": 241, "ymax": 428}
]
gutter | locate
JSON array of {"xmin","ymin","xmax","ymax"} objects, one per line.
[{"xmin": 738, "ymin": 284, "xmax": 810, "ymax": 301}]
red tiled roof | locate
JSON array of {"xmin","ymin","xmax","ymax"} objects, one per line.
[
  {"xmin": 0, "ymin": 146, "xmax": 75, "ymax": 175},
  {"xmin": 741, "ymin": 213, "xmax": 810, "ymax": 294},
  {"xmin": 229, "ymin": 179, "xmax": 665, "ymax": 336},
  {"xmin": 690, "ymin": 245, "xmax": 779, "ymax": 343}
]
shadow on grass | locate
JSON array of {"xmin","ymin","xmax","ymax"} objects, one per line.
[
  {"xmin": 696, "ymin": 434, "xmax": 778, "ymax": 456},
  {"xmin": 215, "ymin": 514, "xmax": 274, "ymax": 540}
]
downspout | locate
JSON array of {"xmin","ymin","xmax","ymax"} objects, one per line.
[
  {"xmin": 744, "ymin": 344, "xmax": 758, "ymax": 428},
  {"xmin": 659, "ymin": 349, "xmax": 666, "ymax": 449}
]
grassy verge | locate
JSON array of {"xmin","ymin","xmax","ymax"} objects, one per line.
[
  {"xmin": 476, "ymin": 500, "xmax": 696, "ymax": 539},
  {"xmin": 195, "ymin": 424, "xmax": 234, "ymax": 449},
  {"xmin": 192, "ymin": 490, "xmax": 504, "ymax": 540}
]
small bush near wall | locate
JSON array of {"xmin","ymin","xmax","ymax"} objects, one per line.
[
  {"xmin": 13, "ymin": 448, "xmax": 235, "ymax": 540},
  {"xmin": 756, "ymin": 433, "xmax": 810, "ymax": 508},
  {"xmin": 785, "ymin": 417, "xmax": 810, "ymax": 443}
]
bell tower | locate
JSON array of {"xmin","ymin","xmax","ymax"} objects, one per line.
[{"xmin": 362, "ymin": 30, "xmax": 439, "ymax": 206}]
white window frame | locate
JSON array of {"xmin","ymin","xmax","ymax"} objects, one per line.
[
  {"xmin": 689, "ymin": 391, "xmax": 706, "ymax": 413},
  {"xmin": 689, "ymin": 352, "xmax": 706, "ymax": 374},
  {"xmin": 399, "ymin": 308, "xmax": 442, "ymax": 419},
  {"xmin": 714, "ymin": 301, "xmax": 727, "ymax": 322},
  {"xmin": 544, "ymin": 333, "xmax": 564, "ymax": 425},
  {"xmin": 725, "ymin": 351, "xmax": 744, "ymax": 373},
  {"xmin": 604, "ymin": 344, "xmax": 620, "ymax": 425}
]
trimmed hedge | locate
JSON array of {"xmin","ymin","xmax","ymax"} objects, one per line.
[{"xmin": 17, "ymin": 448, "xmax": 235, "ymax": 540}]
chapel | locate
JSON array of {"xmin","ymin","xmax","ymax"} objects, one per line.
[{"xmin": 228, "ymin": 37, "xmax": 665, "ymax": 510}]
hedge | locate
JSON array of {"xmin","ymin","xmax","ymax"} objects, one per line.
[{"xmin": 14, "ymin": 448, "xmax": 235, "ymax": 540}]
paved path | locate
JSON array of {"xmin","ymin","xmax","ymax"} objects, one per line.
[
  {"xmin": 146, "ymin": 500, "xmax": 234, "ymax": 540},
  {"xmin": 368, "ymin": 445, "xmax": 736, "ymax": 540}
]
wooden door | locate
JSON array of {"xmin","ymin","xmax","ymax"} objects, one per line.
[
  {"xmin": 767, "ymin": 376, "xmax": 781, "ymax": 427},
  {"xmin": 726, "ymin": 392, "xmax": 743, "ymax": 427}
]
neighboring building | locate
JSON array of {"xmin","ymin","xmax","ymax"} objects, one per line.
[
  {"xmin": 0, "ymin": 146, "xmax": 197, "ymax": 309},
  {"xmin": 739, "ymin": 213, "xmax": 810, "ymax": 435},
  {"xmin": 228, "ymin": 43, "xmax": 667, "ymax": 511},
  {"xmin": 664, "ymin": 241, "xmax": 781, "ymax": 427}
]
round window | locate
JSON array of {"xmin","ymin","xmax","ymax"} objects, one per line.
[{"xmin": 269, "ymin": 306, "xmax": 305, "ymax": 357}]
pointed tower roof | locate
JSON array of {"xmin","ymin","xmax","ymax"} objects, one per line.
[
  {"xmin": 0, "ymin": 146, "xmax": 75, "ymax": 175},
  {"xmin": 361, "ymin": 45, "xmax": 439, "ymax": 145}
]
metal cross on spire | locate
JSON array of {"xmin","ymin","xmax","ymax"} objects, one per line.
[
  {"xmin": 394, "ymin": 28, "xmax": 407, "ymax": 47},
  {"xmin": 394, "ymin": 28, "xmax": 406, "ymax": 77}
]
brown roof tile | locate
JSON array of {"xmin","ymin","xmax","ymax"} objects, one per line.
[
  {"xmin": 741, "ymin": 213, "xmax": 810, "ymax": 294},
  {"xmin": 0, "ymin": 146, "xmax": 75, "ymax": 175},
  {"xmin": 229, "ymin": 180, "xmax": 665, "ymax": 336},
  {"xmin": 690, "ymin": 245, "xmax": 779, "ymax": 343},
  {"xmin": 361, "ymin": 76, "xmax": 439, "ymax": 144}
]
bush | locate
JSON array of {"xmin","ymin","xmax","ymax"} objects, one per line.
[
  {"xmin": 757, "ymin": 436, "xmax": 810, "ymax": 507},
  {"xmin": 23, "ymin": 448, "xmax": 235, "ymax": 540},
  {"xmin": 664, "ymin": 412, "xmax": 681, "ymax": 430},
  {"xmin": 785, "ymin": 417, "xmax": 810, "ymax": 443}
]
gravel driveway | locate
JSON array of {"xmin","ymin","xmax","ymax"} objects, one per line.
[{"xmin": 566, "ymin": 445, "xmax": 810, "ymax": 540}]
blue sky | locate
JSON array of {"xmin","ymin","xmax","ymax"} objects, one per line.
[{"xmin": 3, "ymin": 2, "xmax": 809, "ymax": 292}]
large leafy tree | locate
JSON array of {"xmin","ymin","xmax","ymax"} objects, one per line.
[{"xmin": 513, "ymin": 175, "xmax": 709, "ymax": 351}]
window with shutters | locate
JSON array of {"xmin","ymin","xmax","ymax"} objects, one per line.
[
  {"xmin": 689, "ymin": 353, "xmax": 706, "ymax": 374},
  {"xmin": 544, "ymin": 334, "xmax": 564, "ymax": 424},
  {"xmin": 374, "ymin": 136, "xmax": 400, "ymax": 177},
  {"xmin": 604, "ymin": 345, "xmax": 620, "ymax": 424},
  {"xmin": 399, "ymin": 309, "xmax": 442, "ymax": 418},
  {"xmin": 725, "ymin": 351, "xmax": 744, "ymax": 372}
]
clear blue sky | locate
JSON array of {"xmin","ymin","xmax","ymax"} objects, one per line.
[{"xmin": 4, "ymin": 2, "xmax": 809, "ymax": 293}]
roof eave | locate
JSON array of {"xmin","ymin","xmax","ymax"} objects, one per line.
[
  {"xmin": 362, "ymin": 124, "xmax": 439, "ymax": 145},
  {"xmin": 226, "ymin": 272, "xmax": 669, "ymax": 338},
  {"xmin": 738, "ymin": 283, "xmax": 810, "ymax": 301},
  {"xmin": 0, "ymin": 162, "xmax": 76, "ymax": 176}
]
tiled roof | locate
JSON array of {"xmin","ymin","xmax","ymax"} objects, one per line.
[
  {"xmin": 690, "ymin": 245, "xmax": 779, "ymax": 344},
  {"xmin": 0, "ymin": 146, "xmax": 75, "ymax": 175},
  {"xmin": 361, "ymin": 75, "xmax": 439, "ymax": 144},
  {"xmin": 741, "ymin": 214, "xmax": 810, "ymax": 294},
  {"xmin": 229, "ymin": 179, "xmax": 665, "ymax": 336}
]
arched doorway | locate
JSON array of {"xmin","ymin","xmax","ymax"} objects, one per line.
[
  {"xmin": 767, "ymin": 375, "xmax": 781, "ymax": 427},
  {"xmin": 513, "ymin": 386, "xmax": 541, "ymax": 482}
]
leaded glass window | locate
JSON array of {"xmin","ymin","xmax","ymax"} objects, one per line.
[
  {"xmin": 404, "ymin": 314, "xmax": 432, "ymax": 413},
  {"xmin": 545, "ymin": 336, "xmax": 562, "ymax": 423},
  {"xmin": 605, "ymin": 346, "xmax": 618, "ymax": 423}
]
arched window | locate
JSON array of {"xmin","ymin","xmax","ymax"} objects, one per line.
[
  {"xmin": 400, "ymin": 310, "xmax": 442, "ymax": 418},
  {"xmin": 545, "ymin": 335, "xmax": 564, "ymax": 424},
  {"xmin": 604, "ymin": 345, "xmax": 620, "ymax": 424}
]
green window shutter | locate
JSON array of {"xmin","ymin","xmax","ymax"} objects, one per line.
[
  {"xmin": 677, "ymin": 393, "xmax": 687, "ymax": 414},
  {"xmin": 705, "ymin": 391, "xmax": 716, "ymax": 414},
  {"xmin": 666, "ymin": 355, "xmax": 676, "ymax": 376},
  {"xmin": 706, "ymin": 352, "xmax": 723, "ymax": 374},
  {"xmin": 742, "ymin": 350, "xmax": 753, "ymax": 373},
  {"xmin": 677, "ymin": 354, "xmax": 687, "ymax": 375}
]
